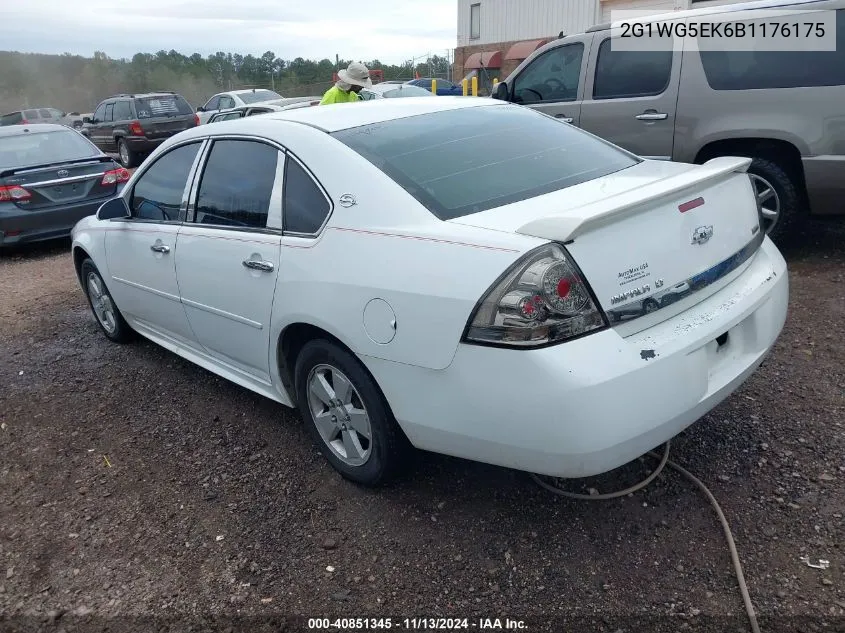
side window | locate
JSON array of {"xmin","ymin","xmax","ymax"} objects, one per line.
[
  {"xmin": 39, "ymin": 109, "xmax": 52, "ymax": 118},
  {"xmin": 93, "ymin": 104, "xmax": 106, "ymax": 122},
  {"xmin": 194, "ymin": 140, "xmax": 279, "ymax": 229},
  {"xmin": 219, "ymin": 96, "xmax": 236, "ymax": 109},
  {"xmin": 24, "ymin": 109, "xmax": 39, "ymax": 120},
  {"xmin": 113, "ymin": 100, "xmax": 133, "ymax": 121},
  {"xmin": 513, "ymin": 43, "xmax": 584, "ymax": 104},
  {"xmin": 283, "ymin": 156, "xmax": 331, "ymax": 235},
  {"xmin": 204, "ymin": 96, "xmax": 221, "ymax": 110},
  {"xmin": 130, "ymin": 142, "xmax": 201, "ymax": 221},
  {"xmin": 104, "ymin": 103, "xmax": 114, "ymax": 122},
  {"xmin": 48, "ymin": 108, "xmax": 64, "ymax": 118},
  {"xmin": 592, "ymin": 38, "xmax": 673, "ymax": 99},
  {"xmin": 699, "ymin": 9, "xmax": 845, "ymax": 90}
]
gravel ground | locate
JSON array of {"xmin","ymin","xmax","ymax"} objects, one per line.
[{"xmin": 0, "ymin": 218, "xmax": 843, "ymax": 633}]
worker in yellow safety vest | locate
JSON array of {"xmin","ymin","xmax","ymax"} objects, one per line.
[{"xmin": 320, "ymin": 62, "xmax": 372, "ymax": 105}]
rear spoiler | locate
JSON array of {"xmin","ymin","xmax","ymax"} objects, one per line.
[
  {"xmin": 0, "ymin": 155, "xmax": 114, "ymax": 179},
  {"xmin": 516, "ymin": 156, "xmax": 753, "ymax": 243}
]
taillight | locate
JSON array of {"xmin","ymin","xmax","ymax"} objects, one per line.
[
  {"xmin": 101, "ymin": 168, "xmax": 131, "ymax": 185},
  {"xmin": 0, "ymin": 185, "xmax": 32, "ymax": 202},
  {"xmin": 18, "ymin": 120, "xmax": 29, "ymax": 125},
  {"xmin": 128, "ymin": 121, "xmax": 144, "ymax": 136},
  {"xmin": 193, "ymin": 113, "xmax": 200, "ymax": 126},
  {"xmin": 462, "ymin": 243, "xmax": 607, "ymax": 348}
]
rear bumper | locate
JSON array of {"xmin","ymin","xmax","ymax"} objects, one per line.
[
  {"xmin": 0, "ymin": 192, "xmax": 119, "ymax": 245},
  {"xmin": 802, "ymin": 155, "xmax": 845, "ymax": 216},
  {"xmin": 123, "ymin": 136, "xmax": 165, "ymax": 153},
  {"xmin": 360, "ymin": 237, "xmax": 789, "ymax": 478}
]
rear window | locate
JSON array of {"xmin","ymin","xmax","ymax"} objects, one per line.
[
  {"xmin": 23, "ymin": 110, "xmax": 39, "ymax": 120},
  {"xmin": 0, "ymin": 112, "xmax": 23, "ymax": 126},
  {"xmin": 699, "ymin": 8, "xmax": 845, "ymax": 90},
  {"xmin": 133, "ymin": 95, "xmax": 193, "ymax": 119},
  {"xmin": 0, "ymin": 129, "xmax": 100, "ymax": 170},
  {"xmin": 239, "ymin": 90, "xmax": 282, "ymax": 104},
  {"xmin": 331, "ymin": 105, "xmax": 640, "ymax": 220}
]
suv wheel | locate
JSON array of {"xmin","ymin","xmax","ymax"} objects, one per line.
[
  {"xmin": 744, "ymin": 158, "xmax": 801, "ymax": 242},
  {"xmin": 117, "ymin": 138, "xmax": 139, "ymax": 168}
]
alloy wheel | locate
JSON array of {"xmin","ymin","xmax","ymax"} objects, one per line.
[
  {"xmin": 306, "ymin": 364, "xmax": 373, "ymax": 467},
  {"xmin": 86, "ymin": 272, "xmax": 117, "ymax": 334},
  {"xmin": 748, "ymin": 173, "xmax": 781, "ymax": 235}
]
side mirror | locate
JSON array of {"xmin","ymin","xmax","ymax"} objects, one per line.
[
  {"xmin": 83, "ymin": 117, "xmax": 92, "ymax": 124},
  {"xmin": 97, "ymin": 197, "xmax": 130, "ymax": 221},
  {"xmin": 196, "ymin": 106, "xmax": 205, "ymax": 112},
  {"xmin": 493, "ymin": 81, "xmax": 510, "ymax": 101}
]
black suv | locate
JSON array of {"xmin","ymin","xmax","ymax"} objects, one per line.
[{"xmin": 82, "ymin": 92, "xmax": 198, "ymax": 168}]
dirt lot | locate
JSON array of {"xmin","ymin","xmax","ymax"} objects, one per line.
[{"xmin": 0, "ymin": 219, "xmax": 843, "ymax": 633}]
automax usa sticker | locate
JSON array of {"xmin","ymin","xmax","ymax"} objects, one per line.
[{"xmin": 617, "ymin": 262, "xmax": 651, "ymax": 286}]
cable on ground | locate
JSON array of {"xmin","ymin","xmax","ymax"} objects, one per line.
[{"xmin": 530, "ymin": 440, "xmax": 761, "ymax": 633}]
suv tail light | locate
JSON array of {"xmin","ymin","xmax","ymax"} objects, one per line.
[
  {"xmin": 128, "ymin": 121, "xmax": 144, "ymax": 136},
  {"xmin": 0, "ymin": 185, "xmax": 32, "ymax": 202},
  {"xmin": 462, "ymin": 243, "xmax": 607, "ymax": 348},
  {"xmin": 101, "ymin": 168, "xmax": 131, "ymax": 185},
  {"xmin": 193, "ymin": 113, "xmax": 200, "ymax": 126}
]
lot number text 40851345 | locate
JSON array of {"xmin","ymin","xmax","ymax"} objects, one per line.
[{"xmin": 307, "ymin": 618, "xmax": 528, "ymax": 630}]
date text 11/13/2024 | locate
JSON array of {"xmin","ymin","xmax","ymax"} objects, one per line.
[{"xmin": 307, "ymin": 617, "xmax": 528, "ymax": 630}]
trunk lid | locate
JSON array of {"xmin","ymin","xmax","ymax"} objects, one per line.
[
  {"xmin": 1, "ymin": 157, "xmax": 120, "ymax": 210},
  {"xmin": 450, "ymin": 157, "xmax": 763, "ymax": 326}
]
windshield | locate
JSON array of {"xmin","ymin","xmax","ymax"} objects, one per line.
[
  {"xmin": 134, "ymin": 95, "xmax": 193, "ymax": 118},
  {"xmin": 239, "ymin": 90, "xmax": 282, "ymax": 104},
  {"xmin": 0, "ymin": 129, "xmax": 100, "ymax": 169},
  {"xmin": 382, "ymin": 86, "xmax": 433, "ymax": 98},
  {"xmin": 331, "ymin": 105, "xmax": 640, "ymax": 221}
]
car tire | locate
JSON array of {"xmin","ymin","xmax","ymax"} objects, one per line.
[
  {"xmin": 741, "ymin": 157, "xmax": 801, "ymax": 243},
  {"xmin": 117, "ymin": 138, "xmax": 140, "ymax": 169},
  {"xmin": 294, "ymin": 338, "xmax": 411, "ymax": 487},
  {"xmin": 80, "ymin": 258, "xmax": 134, "ymax": 343}
]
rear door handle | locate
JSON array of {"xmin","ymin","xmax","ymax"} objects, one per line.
[
  {"xmin": 150, "ymin": 243, "xmax": 170, "ymax": 253},
  {"xmin": 555, "ymin": 114, "xmax": 574, "ymax": 123},
  {"xmin": 243, "ymin": 259, "xmax": 274, "ymax": 272},
  {"xmin": 636, "ymin": 112, "xmax": 668, "ymax": 121}
]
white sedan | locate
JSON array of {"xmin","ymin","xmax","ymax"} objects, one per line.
[
  {"xmin": 70, "ymin": 97, "xmax": 788, "ymax": 487},
  {"xmin": 196, "ymin": 88, "xmax": 285, "ymax": 123}
]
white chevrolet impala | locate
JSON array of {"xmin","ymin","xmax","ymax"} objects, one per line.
[{"xmin": 70, "ymin": 97, "xmax": 788, "ymax": 486}]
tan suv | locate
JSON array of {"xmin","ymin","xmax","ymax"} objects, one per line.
[{"xmin": 493, "ymin": 0, "xmax": 845, "ymax": 242}]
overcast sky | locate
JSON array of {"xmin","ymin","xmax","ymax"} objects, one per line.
[{"xmin": 0, "ymin": 0, "xmax": 457, "ymax": 64}]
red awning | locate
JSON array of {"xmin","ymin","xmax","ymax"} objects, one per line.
[
  {"xmin": 464, "ymin": 50, "xmax": 503, "ymax": 69},
  {"xmin": 504, "ymin": 39, "xmax": 550, "ymax": 61}
]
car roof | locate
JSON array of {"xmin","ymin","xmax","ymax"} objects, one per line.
[
  {"xmin": 230, "ymin": 88, "xmax": 278, "ymax": 95},
  {"xmin": 264, "ymin": 96, "xmax": 497, "ymax": 132},
  {"xmin": 0, "ymin": 123, "xmax": 74, "ymax": 137},
  {"xmin": 175, "ymin": 96, "xmax": 501, "ymax": 137},
  {"xmin": 587, "ymin": 0, "xmax": 828, "ymax": 31}
]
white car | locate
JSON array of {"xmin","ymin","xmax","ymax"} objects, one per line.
[
  {"xmin": 206, "ymin": 100, "xmax": 321, "ymax": 123},
  {"xmin": 359, "ymin": 84, "xmax": 434, "ymax": 100},
  {"xmin": 196, "ymin": 88, "xmax": 285, "ymax": 123},
  {"xmin": 70, "ymin": 97, "xmax": 788, "ymax": 487}
]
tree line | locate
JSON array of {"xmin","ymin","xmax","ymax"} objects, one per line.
[{"xmin": 0, "ymin": 49, "xmax": 452, "ymax": 115}]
